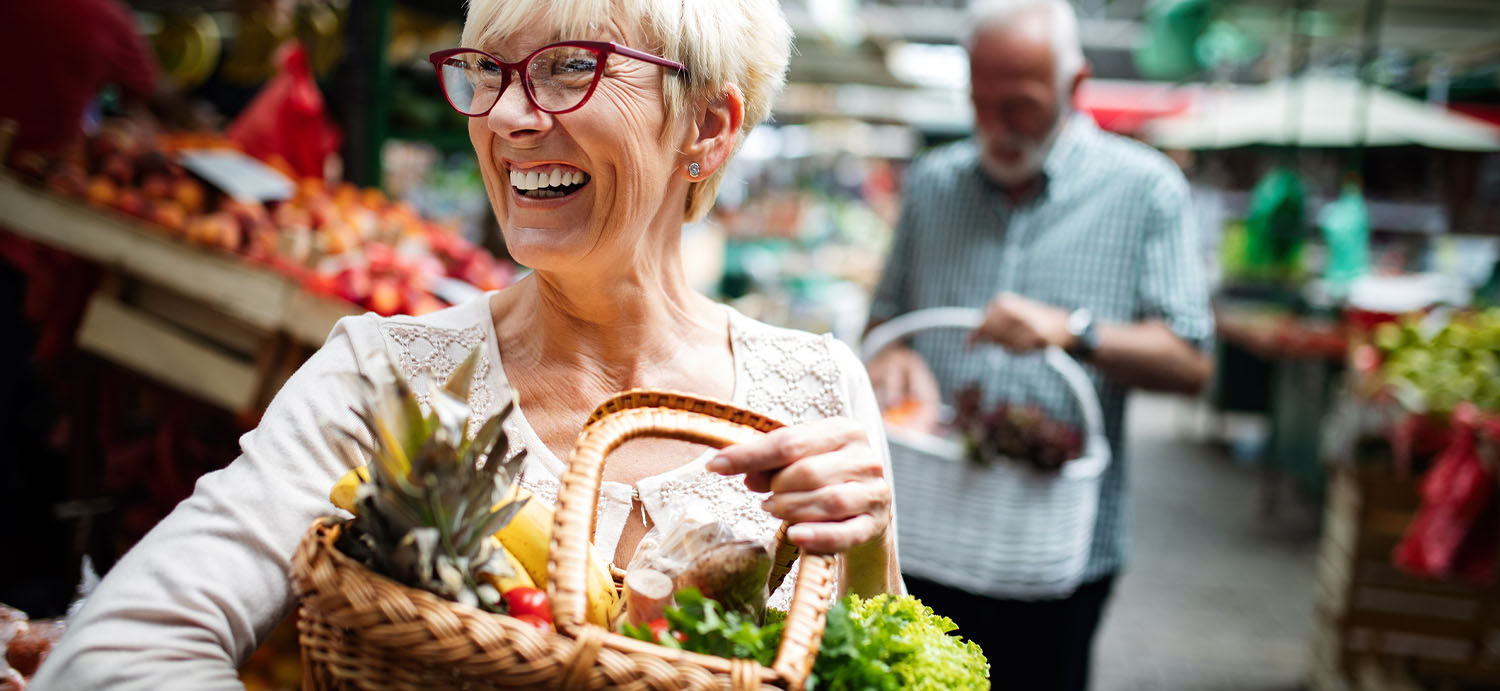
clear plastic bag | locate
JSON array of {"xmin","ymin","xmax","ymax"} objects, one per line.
[{"xmin": 622, "ymin": 501, "xmax": 773, "ymax": 626}]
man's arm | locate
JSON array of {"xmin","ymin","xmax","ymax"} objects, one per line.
[
  {"xmin": 968, "ymin": 294, "xmax": 1211, "ymax": 394},
  {"xmin": 1079, "ymin": 319, "xmax": 1210, "ymax": 393}
]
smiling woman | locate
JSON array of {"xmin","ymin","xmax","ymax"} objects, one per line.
[{"xmin": 29, "ymin": 1, "xmax": 903, "ymax": 688}]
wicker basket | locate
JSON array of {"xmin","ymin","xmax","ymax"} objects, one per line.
[
  {"xmin": 862, "ymin": 307, "xmax": 1110, "ymax": 600},
  {"xmin": 292, "ymin": 390, "xmax": 838, "ymax": 690}
]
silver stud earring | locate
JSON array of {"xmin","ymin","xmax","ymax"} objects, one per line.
[{"xmin": 688, "ymin": 162, "xmax": 701, "ymax": 178}]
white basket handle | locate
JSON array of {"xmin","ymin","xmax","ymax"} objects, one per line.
[{"xmin": 860, "ymin": 307, "xmax": 1108, "ymax": 462}]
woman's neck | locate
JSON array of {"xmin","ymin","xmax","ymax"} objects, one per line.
[{"xmin": 491, "ymin": 266, "xmax": 726, "ymax": 390}]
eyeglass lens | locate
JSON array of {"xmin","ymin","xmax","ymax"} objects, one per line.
[{"xmin": 438, "ymin": 46, "xmax": 601, "ymax": 115}]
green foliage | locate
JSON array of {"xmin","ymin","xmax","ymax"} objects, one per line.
[
  {"xmin": 1375, "ymin": 309, "xmax": 1500, "ymax": 414},
  {"xmin": 623, "ymin": 590, "xmax": 988, "ymax": 691},
  {"xmin": 332, "ymin": 347, "xmax": 528, "ymax": 612},
  {"xmin": 620, "ymin": 588, "xmax": 782, "ymax": 663},
  {"xmin": 809, "ymin": 594, "xmax": 989, "ymax": 691}
]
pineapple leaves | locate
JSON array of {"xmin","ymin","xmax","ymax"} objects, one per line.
[{"xmin": 331, "ymin": 345, "xmax": 529, "ymax": 614}]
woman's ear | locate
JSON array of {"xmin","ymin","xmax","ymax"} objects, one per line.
[{"xmin": 680, "ymin": 84, "xmax": 744, "ymax": 180}]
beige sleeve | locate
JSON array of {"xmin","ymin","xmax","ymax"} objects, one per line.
[
  {"xmin": 826, "ymin": 337, "xmax": 905, "ymax": 595},
  {"xmin": 31, "ymin": 315, "xmax": 379, "ymax": 691}
]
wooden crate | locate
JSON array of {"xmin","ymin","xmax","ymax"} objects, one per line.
[{"xmin": 1312, "ymin": 466, "xmax": 1500, "ymax": 690}]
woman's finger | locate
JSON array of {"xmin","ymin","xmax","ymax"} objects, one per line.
[
  {"xmin": 786, "ymin": 514, "xmax": 885, "ymax": 554},
  {"xmin": 761, "ymin": 479, "xmax": 889, "ymax": 525},
  {"xmin": 766, "ymin": 447, "xmax": 882, "ymax": 495},
  {"xmin": 707, "ymin": 418, "xmax": 865, "ymax": 476}
]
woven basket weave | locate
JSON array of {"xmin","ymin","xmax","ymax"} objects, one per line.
[{"xmin": 292, "ymin": 389, "xmax": 837, "ymax": 690}]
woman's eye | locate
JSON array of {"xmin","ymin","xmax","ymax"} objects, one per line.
[
  {"xmin": 558, "ymin": 57, "xmax": 596, "ymax": 74},
  {"xmin": 477, "ymin": 58, "xmax": 503, "ymax": 74}
]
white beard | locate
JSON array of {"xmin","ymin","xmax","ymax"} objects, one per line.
[{"xmin": 979, "ymin": 109, "xmax": 1070, "ymax": 188}]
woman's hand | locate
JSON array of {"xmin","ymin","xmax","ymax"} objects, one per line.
[{"xmin": 706, "ymin": 417, "xmax": 891, "ymax": 554}]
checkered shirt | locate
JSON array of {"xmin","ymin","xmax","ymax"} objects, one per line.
[{"xmin": 870, "ymin": 114, "xmax": 1214, "ymax": 587}]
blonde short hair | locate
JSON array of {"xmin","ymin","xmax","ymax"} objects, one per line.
[{"xmin": 461, "ymin": 0, "xmax": 792, "ymax": 222}]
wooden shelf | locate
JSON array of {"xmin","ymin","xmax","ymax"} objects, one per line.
[{"xmin": 0, "ymin": 173, "xmax": 358, "ymax": 347}]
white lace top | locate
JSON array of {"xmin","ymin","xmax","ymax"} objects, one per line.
[{"xmin": 33, "ymin": 292, "xmax": 893, "ymax": 690}]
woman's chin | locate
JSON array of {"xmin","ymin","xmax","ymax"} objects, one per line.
[{"xmin": 501, "ymin": 235, "xmax": 590, "ymax": 275}]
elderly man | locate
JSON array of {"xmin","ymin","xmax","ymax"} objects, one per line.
[{"xmin": 866, "ymin": 0, "xmax": 1213, "ymax": 688}]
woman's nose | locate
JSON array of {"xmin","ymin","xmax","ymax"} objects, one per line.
[{"xmin": 486, "ymin": 77, "xmax": 552, "ymax": 138}]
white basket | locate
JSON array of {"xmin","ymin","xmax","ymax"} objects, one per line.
[{"xmin": 863, "ymin": 308, "xmax": 1111, "ymax": 600}]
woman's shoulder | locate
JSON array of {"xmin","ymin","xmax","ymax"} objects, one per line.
[
  {"xmin": 323, "ymin": 291, "xmax": 501, "ymax": 416},
  {"xmin": 726, "ymin": 306, "xmax": 865, "ymax": 423}
]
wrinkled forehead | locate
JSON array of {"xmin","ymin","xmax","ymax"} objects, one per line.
[{"xmin": 463, "ymin": 0, "xmax": 641, "ymax": 54}]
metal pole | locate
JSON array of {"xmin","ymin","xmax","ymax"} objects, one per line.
[
  {"xmin": 1351, "ymin": 0, "xmax": 1386, "ymax": 170},
  {"xmin": 1284, "ymin": 0, "xmax": 1315, "ymax": 158}
]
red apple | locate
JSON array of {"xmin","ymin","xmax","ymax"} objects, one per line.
[
  {"xmin": 111, "ymin": 189, "xmax": 146, "ymax": 218},
  {"xmin": 334, "ymin": 266, "xmax": 372, "ymax": 303}
]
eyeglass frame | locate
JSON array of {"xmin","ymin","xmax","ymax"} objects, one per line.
[{"xmin": 427, "ymin": 41, "xmax": 689, "ymax": 117}]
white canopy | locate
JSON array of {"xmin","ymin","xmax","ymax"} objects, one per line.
[{"xmin": 1143, "ymin": 76, "xmax": 1500, "ymax": 152}]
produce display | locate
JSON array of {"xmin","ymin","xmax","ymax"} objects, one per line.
[
  {"xmin": 13, "ymin": 123, "xmax": 515, "ymax": 317},
  {"xmin": 954, "ymin": 384, "xmax": 1084, "ymax": 471},
  {"xmin": 1371, "ymin": 308, "xmax": 1500, "ymax": 415}
]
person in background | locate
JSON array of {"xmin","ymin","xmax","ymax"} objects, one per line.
[
  {"xmin": 865, "ymin": 1, "xmax": 1213, "ymax": 689},
  {"xmin": 0, "ymin": 0, "xmax": 160, "ymax": 169},
  {"xmin": 32, "ymin": 0, "xmax": 900, "ymax": 687}
]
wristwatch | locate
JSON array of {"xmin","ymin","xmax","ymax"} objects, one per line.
[{"xmin": 1066, "ymin": 308, "xmax": 1098, "ymax": 358}]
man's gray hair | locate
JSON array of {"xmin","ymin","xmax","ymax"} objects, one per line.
[{"xmin": 964, "ymin": 0, "xmax": 1086, "ymax": 89}]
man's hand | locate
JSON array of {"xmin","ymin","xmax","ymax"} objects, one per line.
[
  {"xmin": 968, "ymin": 292, "xmax": 1073, "ymax": 352},
  {"xmin": 865, "ymin": 344, "xmax": 941, "ymax": 433}
]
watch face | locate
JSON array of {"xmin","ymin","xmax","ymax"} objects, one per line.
[{"xmin": 1068, "ymin": 309, "xmax": 1096, "ymax": 353}]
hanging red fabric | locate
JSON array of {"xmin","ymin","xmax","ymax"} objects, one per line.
[
  {"xmin": 1392, "ymin": 403, "xmax": 1499, "ymax": 583},
  {"xmin": 226, "ymin": 41, "xmax": 341, "ymax": 180}
]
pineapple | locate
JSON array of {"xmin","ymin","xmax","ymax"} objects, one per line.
[{"xmin": 328, "ymin": 346, "xmax": 528, "ymax": 612}]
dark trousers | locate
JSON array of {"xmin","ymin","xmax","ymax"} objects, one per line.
[{"xmin": 904, "ymin": 573, "xmax": 1116, "ymax": 691}]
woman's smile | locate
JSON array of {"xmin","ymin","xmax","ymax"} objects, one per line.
[{"xmin": 507, "ymin": 161, "xmax": 592, "ymax": 201}]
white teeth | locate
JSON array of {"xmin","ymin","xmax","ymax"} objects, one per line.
[{"xmin": 509, "ymin": 166, "xmax": 590, "ymax": 192}]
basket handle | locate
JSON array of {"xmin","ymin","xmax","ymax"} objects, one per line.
[
  {"xmin": 860, "ymin": 307, "xmax": 1109, "ymax": 462},
  {"xmin": 551, "ymin": 389, "xmax": 837, "ymax": 688}
]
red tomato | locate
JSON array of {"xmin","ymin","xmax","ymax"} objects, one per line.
[
  {"xmin": 647, "ymin": 618, "xmax": 687, "ymax": 644},
  {"xmin": 501, "ymin": 587, "xmax": 552, "ymax": 623},
  {"xmin": 512, "ymin": 614, "xmax": 552, "ymax": 633}
]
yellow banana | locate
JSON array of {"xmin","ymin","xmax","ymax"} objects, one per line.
[
  {"xmin": 494, "ymin": 487, "xmax": 619, "ymax": 628},
  {"xmin": 329, "ymin": 466, "xmax": 370, "ymax": 513},
  {"xmin": 476, "ymin": 538, "xmax": 536, "ymax": 594}
]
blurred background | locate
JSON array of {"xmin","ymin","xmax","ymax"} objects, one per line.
[{"xmin": 0, "ymin": 1, "xmax": 1497, "ymax": 689}]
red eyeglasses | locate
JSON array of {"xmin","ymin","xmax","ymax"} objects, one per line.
[{"xmin": 428, "ymin": 41, "xmax": 688, "ymax": 117}]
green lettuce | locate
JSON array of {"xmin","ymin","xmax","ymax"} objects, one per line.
[
  {"xmin": 809, "ymin": 594, "xmax": 989, "ymax": 691},
  {"xmin": 622, "ymin": 590, "xmax": 988, "ymax": 690}
]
